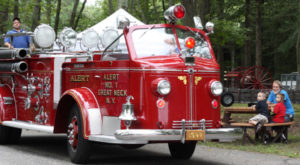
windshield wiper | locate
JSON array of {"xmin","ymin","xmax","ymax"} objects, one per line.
[
  {"xmin": 139, "ymin": 25, "xmax": 155, "ymax": 39},
  {"xmin": 103, "ymin": 33, "xmax": 124, "ymax": 55},
  {"xmin": 186, "ymin": 26, "xmax": 204, "ymax": 43}
]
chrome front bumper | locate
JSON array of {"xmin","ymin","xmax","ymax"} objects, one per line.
[{"xmin": 114, "ymin": 128, "xmax": 240, "ymax": 142}]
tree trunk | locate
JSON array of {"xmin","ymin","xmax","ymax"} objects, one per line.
[
  {"xmin": 31, "ymin": 0, "xmax": 41, "ymax": 31},
  {"xmin": 136, "ymin": 0, "xmax": 147, "ymax": 23},
  {"xmin": 70, "ymin": 0, "xmax": 79, "ymax": 29},
  {"xmin": 169, "ymin": 0, "xmax": 174, "ymax": 7},
  {"xmin": 181, "ymin": 0, "xmax": 196, "ymax": 27},
  {"xmin": 14, "ymin": 0, "xmax": 19, "ymax": 18},
  {"xmin": 118, "ymin": 0, "xmax": 128, "ymax": 10},
  {"xmin": 296, "ymin": 0, "xmax": 300, "ymax": 89},
  {"xmin": 0, "ymin": 0, "xmax": 9, "ymax": 36},
  {"xmin": 230, "ymin": 46, "xmax": 235, "ymax": 71},
  {"xmin": 243, "ymin": 0, "xmax": 251, "ymax": 67},
  {"xmin": 74, "ymin": 0, "xmax": 87, "ymax": 30},
  {"xmin": 217, "ymin": 0, "xmax": 225, "ymax": 82},
  {"xmin": 152, "ymin": 0, "xmax": 159, "ymax": 22},
  {"xmin": 255, "ymin": 0, "xmax": 263, "ymax": 67},
  {"xmin": 46, "ymin": 0, "xmax": 52, "ymax": 25},
  {"xmin": 109, "ymin": 0, "xmax": 114, "ymax": 14},
  {"xmin": 54, "ymin": 0, "xmax": 62, "ymax": 34},
  {"xmin": 198, "ymin": 0, "xmax": 210, "ymax": 24},
  {"xmin": 129, "ymin": 0, "xmax": 135, "ymax": 14}
]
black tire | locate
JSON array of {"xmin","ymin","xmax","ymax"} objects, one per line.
[
  {"xmin": 67, "ymin": 104, "xmax": 91, "ymax": 164},
  {"xmin": 0, "ymin": 125, "xmax": 11, "ymax": 144},
  {"xmin": 120, "ymin": 144, "xmax": 145, "ymax": 149},
  {"xmin": 0, "ymin": 125, "xmax": 21, "ymax": 144},
  {"xmin": 168, "ymin": 141, "xmax": 197, "ymax": 159},
  {"xmin": 9, "ymin": 128, "xmax": 22, "ymax": 144},
  {"xmin": 221, "ymin": 92, "xmax": 234, "ymax": 107}
]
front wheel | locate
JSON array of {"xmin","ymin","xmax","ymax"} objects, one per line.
[
  {"xmin": 67, "ymin": 104, "xmax": 91, "ymax": 164},
  {"xmin": 168, "ymin": 141, "xmax": 197, "ymax": 159}
]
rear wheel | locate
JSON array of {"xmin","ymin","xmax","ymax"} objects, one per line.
[
  {"xmin": 0, "ymin": 125, "xmax": 21, "ymax": 144},
  {"xmin": 0, "ymin": 125, "xmax": 11, "ymax": 144},
  {"xmin": 9, "ymin": 128, "xmax": 21, "ymax": 144},
  {"xmin": 67, "ymin": 104, "xmax": 91, "ymax": 164},
  {"xmin": 168, "ymin": 141, "xmax": 197, "ymax": 159}
]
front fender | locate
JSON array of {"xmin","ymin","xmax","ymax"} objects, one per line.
[
  {"xmin": 54, "ymin": 87, "xmax": 101, "ymax": 139},
  {"xmin": 0, "ymin": 84, "xmax": 16, "ymax": 123}
]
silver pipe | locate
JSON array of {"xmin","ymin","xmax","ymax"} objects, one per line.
[
  {"xmin": 0, "ymin": 61, "xmax": 28, "ymax": 73},
  {"xmin": 0, "ymin": 49, "xmax": 27, "ymax": 59}
]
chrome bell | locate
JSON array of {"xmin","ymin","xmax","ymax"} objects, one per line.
[{"xmin": 119, "ymin": 96, "xmax": 136, "ymax": 121}]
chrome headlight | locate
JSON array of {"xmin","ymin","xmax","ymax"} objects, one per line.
[
  {"xmin": 210, "ymin": 81, "xmax": 223, "ymax": 96},
  {"xmin": 157, "ymin": 80, "xmax": 171, "ymax": 95},
  {"xmin": 100, "ymin": 28, "xmax": 119, "ymax": 49},
  {"xmin": 33, "ymin": 24, "xmax": 56, "ymax": 48},
  {"xmin": 59, "ymin": 27, "xmax": 77, "ymax": 48},
  {"xmin": 82, "ymin": 29, "xmax": 100, "ymax": 49}
]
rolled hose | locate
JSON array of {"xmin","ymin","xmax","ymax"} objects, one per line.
[
  {"xmin": 0, "ymin": 61, "xmax": 28, "ymax": 73},
  {"xmin": 0, "ymin": 49, "xmax": 27, "ymax": 59}
]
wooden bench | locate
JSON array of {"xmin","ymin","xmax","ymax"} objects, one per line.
[
  {"xmin": 222, "ymin": 121, "xmax": 295, "ymax": 144},
  {"xmin": 222, "ymin": 107, "xmax": 271, "ymax": 123}
]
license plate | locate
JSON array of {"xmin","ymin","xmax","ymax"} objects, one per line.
[{"xmin": 185, "ymin": 130, "xmax": 205, "ymax": 141}]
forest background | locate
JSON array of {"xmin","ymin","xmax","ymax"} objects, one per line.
[{"xmin": 0, "ymin": 0, "xmax": 299, "ymax": 81}]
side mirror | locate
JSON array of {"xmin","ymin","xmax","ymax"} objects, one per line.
[
  {"xmin": 205, "ymin": 22, "xmax": 214, "ymax": 35},
  {"xmin": 117, "ymin": 15, "xmax": 130, "ymax": 29},
  {"xmin": 193, "ymin": 16, "xmax": 203, "ymax": 30}
]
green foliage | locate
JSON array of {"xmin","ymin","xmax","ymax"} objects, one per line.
[{"xmin": 1, "ymin": 0, "xmax": 300, "ymax": 78}]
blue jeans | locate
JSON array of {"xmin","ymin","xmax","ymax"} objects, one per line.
[{"xmin": 284, "ymin": 114, "xmax": 294, "ymax": 122}]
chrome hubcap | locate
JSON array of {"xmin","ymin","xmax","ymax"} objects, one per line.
[{"xmin": 67, "ymin": 116, "xmax": 78, "ymax": 150}]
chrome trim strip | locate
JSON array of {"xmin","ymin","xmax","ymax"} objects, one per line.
[
  {"xmin": 3, "ymin": 97, "xmax": 13, "ymax": 105},
  {"xmin": 130, "ymin": 69, "xmax": 182, "ymax": 72},
  {"xmin": 114, "ymin": 128, "xmax": 240, "ymax": 142},
  {"xmin": 206, "ymin": 128, "xmax": 241, "ymax": 134},
  {"xmin": 115, "ymin": 129, "xmax": 183, "ymax": 141},
  {"xmin": 198, "ymin": 70, "xmax": 219, "ymax": 73},
  {"xmin": 88, "ymin": 135, "xmax": 148, "ymax": 144},
  {"xmin": 189, "ymin": 74, "xmax": 193, "ymax": 120},
  {"xmin": 63, "ymin": 68, "xmax": 182, "ymax": 72},
  {"xmin": 2, "ymin": 121, "xmax": 54, "ymax": 133},
  {"xmin": 63, "ymin": 68, "xmax": 219, "ymax": 73},
  {"xmin": 62, "ymin": 68, "xmax": 130, "ymax": 72}
]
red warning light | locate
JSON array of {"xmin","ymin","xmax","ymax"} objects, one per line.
[
  {"xmin": 173, "ymin": 5, "xmax": 185, "ymax": 19},
  {"xmin": 185, "ymin": 37, "xmax": 195, "ymax": 49}
]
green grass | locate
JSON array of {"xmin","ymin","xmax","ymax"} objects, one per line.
[
  {"xmin": 202, "ymin": 133, "xmax": 300, "ymax": 158},
  {"xmin": 203, "ymin": 103, "xmax": 300, "ymax": 158}
]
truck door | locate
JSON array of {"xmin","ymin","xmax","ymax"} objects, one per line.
[{"xmin": 98, "ymin": 46, "xmax": 130, "ymax": 117}]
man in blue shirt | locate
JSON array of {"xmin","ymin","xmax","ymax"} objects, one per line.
[
  {"xmin": 267, "ymin": 80, "xmax": 295, "ymax": 122},
  {"xmin": 4, "ymin": 17, "xmax": 31, "ymax": 49}
]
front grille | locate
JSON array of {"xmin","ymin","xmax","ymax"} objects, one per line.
[{"xmin": 172, "ymin": 119, "xmax": 213, "ymax": 129}]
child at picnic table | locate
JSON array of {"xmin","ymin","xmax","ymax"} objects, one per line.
[
  {"xmin": 248, "ymin": 92, "xmax": 270, "ymax": 133},
  {"xmin": 265, "ymin": 93, "xmax": 287, "ymax": 143},
  {"xmin": 270, "ymin": 93, "xmax": 286, "ymax": 123}
]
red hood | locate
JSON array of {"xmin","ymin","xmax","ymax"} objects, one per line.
[{"xmin": 131, "ymin": 56, "xmax": 220, "ymax": 71}]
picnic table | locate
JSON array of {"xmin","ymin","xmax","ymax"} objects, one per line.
[{"xmin": 222, "ymin": 107, "xmax": 295, "ymax": 144}]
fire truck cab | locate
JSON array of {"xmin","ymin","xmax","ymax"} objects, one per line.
[{"xmin": 0, "ymin": 5, "xmax": 237, "ymax": 163}]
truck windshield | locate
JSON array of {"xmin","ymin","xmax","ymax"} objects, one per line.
[
  {"xmin": 132, "ymin": 27, "xmax": 212, "ymax": 59},
  {"xmin": 132, "ymin": 27, "xmax": 179, "ymax": 58},
  {"xmin": 175, "ymin": 28, "xmax": 212, "ymax": 59}
]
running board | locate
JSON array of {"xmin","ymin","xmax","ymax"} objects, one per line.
[
  {"xmin": 2, "ymin": 121, "xmax": 54, "ymax": 133},
  {"xmin": 89, "ymin": 135, "xmax": 148, "ymax": 144}
]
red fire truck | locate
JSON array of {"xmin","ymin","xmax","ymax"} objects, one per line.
[{"xmin": 0, "ymin": 5, "xmax": 236, "ymax": 163}]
